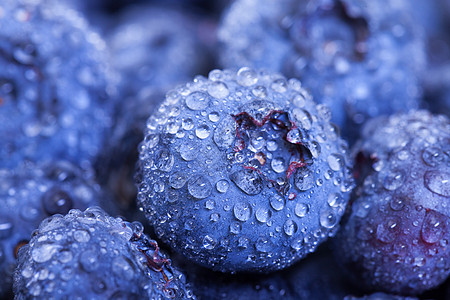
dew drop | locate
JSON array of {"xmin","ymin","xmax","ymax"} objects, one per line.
[
  {"xmin": 422, "ymin": 147, "xmax": 444, "ymax": 167},
  {"xmin": 230, "ymin": 222, "xmax": 241, "ymax": 234},
  {"xmin": 283, "ymin": 219, "xmax": 297, "ymax": 236},
  {"xmin": 195, "ymin": 124, "xmax": 211, "ymax": 139},
  {"xmin": 179, "ymin": 143, "xmax": 198, "ymax": 161},
  {"xmin": 319, "ymin": 209, "xmax": 338, "ymax": 229},
  {"xmin": 421, "ymin": 210, "xmax": 447, "ymax": 244},
  {"xmin": 182, "ymin": 118, "xmax": 194, "ymax": 130},
  {"xmin": 233, "ymin": 202, "xmax": 252, "ymax": 222},
  {"xmin": 295, "ymin": 203, "xmax": 309, "ymax": 217},
  {"xmin": 389, "ymin": 197, "xmax": 405, "ymax": 211},
  {"xmin": 230, "ymin": 169, "xmax": 263, "ymax": 195},
  {"xmin": 202, "ymin": 235, "xmax": 217, "ymax": 250},
  {"xmin": 376, "ymin": 218, "xmax": 399, "ymax": 243},
  {"xmin": 0, "ymin": 216, "xmax": 13, "ymax": 239},
  {"xmin": 327, "ymin": 154, "xmax": 344, "ymax": 171},
  {"xmin": 73, "ymin": 229, "xmax": 90, "ymax": 243},
  {"xmin": 270, "ymin": 194, "xmax": 285, "ymax": 211},
  {"xmin": 382, "ymin": 170, "xmax": 405, "ymax": 191},
  {"xmin": 271, "ymin": 157, "xmax": 286, "ymax": 173},
  {"xmin": 209, "ymin": 112, "xmax": 220, "ymax": 122},
  {"xmin": 424, "ymin": 171, "xmax": 450, "ymax": 197},
  {"xmin": 169, "ymin": 172, "xmax": 188, "ymax": 189},
  {"xmin": 255, "ymin": 237, "xmax": 272, "ymax": 253},
  {"xmin": 155, "ymin": 149, "xmax": 174, "ymax": 172},
  {"xmin": 294, "ymin": 168, "xmax": 314, "ymax": 191},
  {"xmin": 187, "ymin": 175, "xmax": 212, "ymax": 199},
  {"xmin": 80, "ymin": 250, "xmax": 99, "ymax": 272},
  {"xmin": 214, "ymin": 115, "xmax": 236, "ymax": 149},
  {"xmin": 208, "ymin": 81, "xmax": 229, "ymax": 99},
  {"xmin": 216, "ymin": 179, "xmax": 230, "ymax": 193},
  {"xmin": 32, "ymin": 243, "xmax": 62, "ymax": 263},
  {"xmin": 112, "ymin": 256, "xmax": 135, "ymax": 280},
  {"xmin": 237, "ymin": 67, "xmax": 258, "ymax": 86},
  {"xmin": 186, "ymin": 91, "xmax": 210, "ymax": 110},
  {"xmin": 255, "ymin": 207, "xmax": 271, "ymax": 223}
]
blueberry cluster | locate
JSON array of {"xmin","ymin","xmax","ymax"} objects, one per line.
[{"xmin": 0, "ymin": 0, "xmax": 449, "ymax": 299}]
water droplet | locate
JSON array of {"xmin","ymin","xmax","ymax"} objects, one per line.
[
  {"xmin": 233, "ymin": 202, "xmax": 252, "ymax": 222},
  {"xmin": 186, "ymin": 91, "xmax": 210, "ymax": 110},
  {"xmin": 255, "ymin": 208, "xmax": 271, "ymax": 223},
  {"xmin": 382, "ymin": 170, "xmax": 405, "ymax": 191},
  {"xmin": 209, "ymin": 112, "xmax": 220, "ymax": 122},
  {"xmin": 237, "ymin": 67, "xmax": 258, "ymax": 86},
  {"xmin": 308, "ymin": 141, "xmax": 321, "ymax": 158},
  {"xmin": 202, "ymin": 235, "xmax": 217, "ymax": 250},
  {"xmin": 422, "ymin": 147, "xmax": 444, "ymax": 167},
  {"xmin": 295, "ymin": 203, "xmax": 309, "ymax": 217},
  {"xmin": 270, "ymin": 194, "xmax": 285, "ymax": 211},
  {"xmin": 205, "ymin": 199, "xmax": 215, "ymax": 210},
  {"xmin": 319, "ymin": 209, "xmax": 338, "ymax": 229},
  {"xmin": 376, "ymin": 218, "xmax": 399, "ymax": 243},
  {"xmin": 195, "ymin": 124, "xmax": 211, "ymax": 139},
  {"xmin": 250, "ymin": 131, "xmax": 265, "ymax": 150},
  {"xmin": 187, "ymin": 175, "xmax": 212, "ymax": 200},
  {"xmin": 283, "ymin": 219, "xmax": 297, "ymax": 236},
  {"xmin": 252, "ymin": 85, "xmax": 267, "ymax": 98},
  {"xmin": 271, "ymin": 78, "xmax": 288, "ymax": 93},
  {"xmin": 294, "ymin": 168, "xmax": 314, "ymax": 191},
  {"xmin": 32, "ymin": 243, "xmax": 62, "ymax": 263},
  {"xmin": 155, "ymin": 149, "xmax": 174, "ymax": 172},
  {"xmin": 169, "ymin": 172, "xmax": 188, "ymax": 189},
  {"xmin": 266, "ymin": 140, "xmax": 278, "ymax": 151},
  {"xmin": 216, "ymin": 179, "xmax": 230, "ymax": 193},
  {"xmin": 58, "ymin": 250, "xmax": 73, "ymax": 264},
  {"xmin": 214, "ymin": 115, "xmax": 236, "ymax": 150},
  {"xmin": 390, "ymin": 197, "xmax": 405, "ymax": 211},
  {"xmin": 179, "ymin": 142, "xmax": 198, "ymax": 161},
  {"xmin": 424, "ymin": 171, "xmax": 450, "ymax": 197},
  {"xmin": 42, "ymin": 189, "xmax": 73, "ymax": 216},
  {"xmin": 182, "ymin": 118, "xmax": 194, "ymax": 130},
  {"xmin": 421, "ymin": 210, "xmax": 446, "ymax": 244},
  {"xmin": 74, "ymin": 229, "xmax": 90, "ymax": 243},
  {"xmin": 292, "ymin": 108, "xmax": 312, "ymax": 130},
  {"xmin": 208, "ymin": 81, "xmax": 229, "ymax": 98},
  {"xmin": 230, "ymin": 222, "xmax": 241, "ymax": 234},
  {"xmin": 292, "ymin": 94, "xmax": 306, "ymax": 108},
  {"xmin": 327, "ymin": 154, "xmax": 344, "ymax": 171},
  {"xmin": 327, "ymin": 193, "xmax": 345, "ymax": 208},
  {"xmin": 271, "ymin": 157, "xmax": 286, "ymax": 173},
  {"xmin": 230, "ymin": 169, "xmax": 263, "ymax": 195},
  {"xmin": 255, "ymin": 237, "xmax": 272, "ymax": 252},
  {"xmin": 210, "ymin": 213, "xmax": 220, "ymax": 222},
  {"xmin": 80, "ymin": 250, "xmax": 99, "ymax": 272}
]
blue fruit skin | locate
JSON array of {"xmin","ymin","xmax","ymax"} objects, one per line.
[
  {"xmin": 219, "ymin": 0, "xmax": 425, "ymax": 143},
  {"xmin": 0, "ymin": 161, "xmax": 105, "ymax": 298},
  {"xmin": 13, "ymin": 207, "xmax": 194, "ymax": 299},
  {"xmin": 0, "ymin": 0, "xmax": 117, "ymax": 169},
  {"xmin": 334, "ymin": 110, "xmax": 450, "ymax": 295},
  {"xmin": 136, "ymin": 68, "xmax": 353, "ymax": 273}
]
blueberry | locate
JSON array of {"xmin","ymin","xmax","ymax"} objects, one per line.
[
  {"xmin": 0, "ymin": 161, "xmax": 106, "ymax": 298},
  {"xmin": 219, "ymin": 0, "xmax": 425, "ymax": 142},
  {"xmin": 13, "ymin": 207, "xmax": 194, "ymax": 299},
  {"xmin": 334, "ymin": 110, "xmax": 450, "ymax": 295},
  {"xmin": 97, "ymin": 4, "xmax": 210, "ymax": 209},
  {"xmin": 136, "ymin": 68, "xmax": 353, "ymax": 272},
  {"xmin": 0, "ymin": 0, "xmax": 117, "ymax": 168}
]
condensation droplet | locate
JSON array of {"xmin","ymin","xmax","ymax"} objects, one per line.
[
  {"xmin": 294, "ymin": 168, "xmax": 314, "ymax": 191},
  {"xmin": 216, "ymin": 179, "xmax": 230, "ymax": 193},
  {"xmin": 169, "ymin": 172, "xmax": 188, "ymax": 189},
  {"xmin": 421, "ymin": 210, "xmax": 446, "ymax": 244},
  {"xmin": 237, "ymin": 67, "xmax": 258, "ymax": 86},
  {"xmin": 202, "ymin": 235, "xmax": 217, "ymax": 250},
  {"xmin": 233, "ymin": 202, "xmax": 252, "ymax": 222},
  {"xmin": 195, "ymin": 124, "xmax": 211, "ymax": 139},
  {"xmin": 73, "ymin": 229, "xmax": 90, "ymax": 243},
  {"xmin": 327, "ymin": 154, "xmax": 344, "ymax": 171},
  {"xmin": 295, "ymin": 203, "xmax": 309, "ymax": 217},
  {"xmin": 424, "ymin": 171, "xmax": 450, "ymax": 197},
  {"xmin": 209, "ymin": 112, "xmax": 220, "ymax": 122},
  {"xmin": 382, "ymin": 170, "xmax": 405, "ymax": 191},
  {"xmin": 319, "ymin": 209, "xmax": 338, "ymax": 229},
  {"xmin": 270, "ymin": 194, "xmax": 285, "ymax": 211},
  {"xmin": 271, "ymin": 157, "xmax": 286, "ymax": 173},
  {"xmin": 32, "ymin": 243, "xmax": 62, "ymax": 263},
  {"xmin": 255, "ymin": 207, "xmax": 271, "ymax": 223},
  {"xmin": 283, "ymin": 219, "xmax": 297, "ymax": 236},
  {"xmin": 230, "ymin": 169, "xmax": 263, "ymax": 195},
  {"xmin": 186, "ymin": 91, "xmax": 210, "ymax": 110},
  {"xmin": 208, "ymin": 81, "xmax": 229, "ymax": 99},
  {"xmin": 188, "ymin": 175, "xmax": 212, "ymax": 199}
]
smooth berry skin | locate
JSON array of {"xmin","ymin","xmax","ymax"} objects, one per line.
[
  {"xmin": 0, "ymin": 161, "xmax": 105, "ymax": 298},
  {"xmin": 334, "ymin": 110, "xmax": 450, "ymax": 295},
  {"xmin": 219, "ymin": 0, "xmax": 425, "ymax": 142},
  {"xmin": 0, "ymin": 0, "xmax": 117, "ymax": 169},
  {"xmin": 136, "ymin": 68, "xmax": 353, "ymax": 273},
  {"xmin": 14, "ymin": 207, "xmax": 194, "ymax": 300}
]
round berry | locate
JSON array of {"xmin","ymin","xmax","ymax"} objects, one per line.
[{"xmin": 136, "ymin": 68, "xmax": 353, "ymax": 272}]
